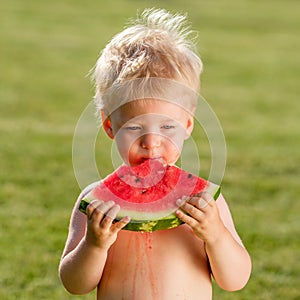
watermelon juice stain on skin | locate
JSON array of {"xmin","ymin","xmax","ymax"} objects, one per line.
[
  {"xmin": 141, "ymin": 232, "xmax": 158, "ymax": 299},
  {"xmin": 128, "ymin": 232, "xmax": 158, "ymax": 300}
]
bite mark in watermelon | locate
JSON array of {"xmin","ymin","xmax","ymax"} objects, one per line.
[{"xmin": 79, "ymin": 159, "xmax": 220, "ymax": 232}]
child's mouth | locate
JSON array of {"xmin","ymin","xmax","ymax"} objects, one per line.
[{"xmin": 139, "ymin": 157, "xmax": 165, "ymax": 165}]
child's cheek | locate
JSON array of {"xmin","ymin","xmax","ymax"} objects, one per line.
[{"xmin": 164, "ymin": 129, "xmax": 186, "ymax": 148}]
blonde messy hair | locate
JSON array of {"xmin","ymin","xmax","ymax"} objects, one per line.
[{"xmin": 92, "ymin": 8, "xmax": 203, "ymax": 113}]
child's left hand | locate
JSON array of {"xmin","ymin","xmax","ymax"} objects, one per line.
[{"xmin": 175, "ymin": 192, "xmax": 226, "ymax": 244}]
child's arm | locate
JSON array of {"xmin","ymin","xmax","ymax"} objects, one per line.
[
  {"xmin": 176, "ymin": 192, "xmax": 251, "ymax": 291},
  {"xmin": 59, "ymin": 198, "xmax": 130, "ymax": 295}
]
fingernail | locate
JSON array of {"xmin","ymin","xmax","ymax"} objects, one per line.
[
  {"xmin": 124, "ymin": 216, "xmax": 131, "ymax": 222},
  {"xmin": 176, "ymin": 199, "xmax": 183, "ymax": 206}
]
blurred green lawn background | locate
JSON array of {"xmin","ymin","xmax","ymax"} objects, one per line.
[{"xmin": 1, "ymin": 0, "xmax": 299, "ymax": 299}]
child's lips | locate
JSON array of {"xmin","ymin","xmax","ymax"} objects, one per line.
[
  {"xmin": 142, "ymin": 156, "xmax": 160, "ymax": 161},
  {"xmin": 140, "ymin": 156, "xmax": 166, "ymax": 164}
]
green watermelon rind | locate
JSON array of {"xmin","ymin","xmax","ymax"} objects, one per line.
[{"xmin": 78, "ymin": 185, "xmax": 221, "ymax": 232}]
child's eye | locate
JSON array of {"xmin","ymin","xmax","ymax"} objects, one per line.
[
  {"xmin": 125, "ymin": 126, "xmax": 141, "ymax": 130},
  {"xmin": 161, "ymin": 125, "xmax": 175, "ymax": 129}
]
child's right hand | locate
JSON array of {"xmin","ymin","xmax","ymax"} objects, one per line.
[{"xmin": 85, "ymin": 200, "xmax": 130, "ymax": 250}]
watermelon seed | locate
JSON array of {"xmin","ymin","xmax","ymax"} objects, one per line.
[
  {"xmin": 135, "ymin": 177, "xmax": 141, "ymax": 183},
  {"xmin": 141, "ymin": 189, "xmax": 147, "ymax": 194},
  {"xmin": 188, "ymin": 173, "xmax": 193, "ymax": 178}
]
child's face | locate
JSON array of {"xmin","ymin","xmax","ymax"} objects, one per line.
[{"xmin": 103, "ymin": 100, "xmax": 194, "ymax": 166}]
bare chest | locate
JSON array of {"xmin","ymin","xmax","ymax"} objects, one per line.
[{"xmin": 97, "ymin": 225, "xmax": 212, "ymax": 300}]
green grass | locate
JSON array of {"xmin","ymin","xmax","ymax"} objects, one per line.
[{"xmin": 1, "ymin": 0, "xmax": 299, "ymax": 299}]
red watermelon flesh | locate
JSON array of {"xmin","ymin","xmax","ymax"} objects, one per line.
[{"xmin": 79, "ymin": 159, "xmax": 220, "ymax": 231}]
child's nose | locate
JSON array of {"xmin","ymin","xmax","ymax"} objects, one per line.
[{"xmin": 140, "ymin": 133, "xmax": 161, "ymax": 149}]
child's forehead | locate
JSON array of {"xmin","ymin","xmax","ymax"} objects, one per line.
[{"xmin": 112, "ymin": 99, "xmax": 190, "ymax": 120}]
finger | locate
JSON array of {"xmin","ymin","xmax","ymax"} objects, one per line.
[
  {"xmin": 178, "ymin": 201, "xmax": 204, "ymax": 220},
  {"xmin": 111, "ymin": 216, "xmax": 131, "ymax": 233},
  {"xmin": 200, "ymin": 192, "xmax": 214, "ymax": 203},
  {"xmin": 192, "ymin": 192, "xmax": 214, "ymax": 207},
  {"xmin": 95, "ymin": 200, "xmax": 116, "ymax": 215},
  {"xmin": 200, "ymin": 192, "xmax": 214, "ymax": 204},
  {"xmin": 188, "ymin": 196, "xmax": 210, "ymax": 210},
  {"xmin": 175, "ymin": 209, "xmax": 198, "ymax": 228},
  {"xmin": 88, "ymin": 200, "xmax": 115, "ymax": 223},
  {"xmin": 99, "ymin": 205, "xmax": 120, "ymax": 228},
  {"xmin": 106, "ymin": 204, "xmax": 120, "ymax": 219},
  {"xmin": 86, "ymin": 200, "xmax": 103, "ymax": 219},
  {"xmin": 176, "ymin": 196, "xmax": 189, "ymax": 207}
]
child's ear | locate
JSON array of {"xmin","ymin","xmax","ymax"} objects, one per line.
[
  {"xmin": 101, "ymin": 111, "xmax": 114, "ymax": 139},
  {"xmin": 184, "ymin": 116, "xmax": 194, "ymax": 139}
]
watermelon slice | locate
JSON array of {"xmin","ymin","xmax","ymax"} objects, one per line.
[{"xmin": 79, "ymin": 159, "xmax": 220, "ymax": 232}]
